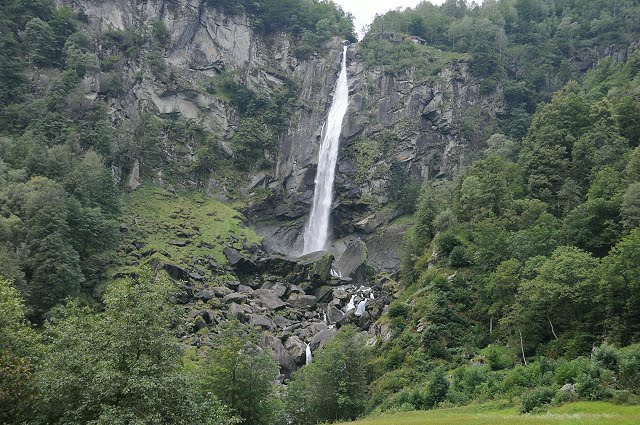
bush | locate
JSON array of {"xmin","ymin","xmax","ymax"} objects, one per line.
[
  {"xmin": 554, "ymin": 357, "xmax": 590, "ymax": 385},
  {"xmin": 480, "ymin": 345, "xmax": 514, "ymax": 370},
  {"xmin": 435, "ymin": 231, "xmax": 460, "ymax": 256},
  {"xmin": 425, "ymin": 368, "xmax": 449, "ymax": 408},
  {"xmin": 520, "ymin": 387, "xmax": 554, "ymax": 413},
  {"xmin": 593, "ymin": 342, "xmax": 620, "ymax": 371},
  {"xmin": 576, "ymin": 364, "xmax": 614, "ymax": 401},
  {"xmin": 618, "ymin": 343, "xmax": 640, "ymax": 392},
  {"xmin": 449, "ymin": 245, "xmax": 470, "ymax": 267}
]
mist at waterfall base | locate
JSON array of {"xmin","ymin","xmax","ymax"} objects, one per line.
[{"xmin": 302, "ymin": 46, "xmax": 349, "ymax": 254}]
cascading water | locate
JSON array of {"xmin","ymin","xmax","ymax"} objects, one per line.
[
  {"xmin": 305, "ymin": 343, "xmax": 313, "ymax": 365},
  {"xmin": 303, "ymin": 45, "xmax": 349, "ymax": 254}
]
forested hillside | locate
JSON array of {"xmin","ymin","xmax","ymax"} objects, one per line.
[{"xmin": 1, "ymin": 0, "xmax": 640, "ymax": 424}]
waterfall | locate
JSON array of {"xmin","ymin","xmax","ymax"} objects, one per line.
[
  {"xmin": 345, "ymin": 294, "xmax": 356, "ymax": 312},
  {"xmin": 303, "ymin": 45, "xmax": 349, "ymax": 254},
  {"xmin": 305, "ymin": 343, "xmax": 312, "ymax": 365},
  {"xmin": 355, "ymin": 299, "xmax": 368, "ymax": 317}
]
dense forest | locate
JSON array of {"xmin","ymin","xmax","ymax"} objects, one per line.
[{"xmin": 1, "ymin": 0, "xmax": 640, "ymax": 424}]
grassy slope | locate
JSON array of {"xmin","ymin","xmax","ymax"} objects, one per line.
[
  {"xmin": 340, "ymin": 402, "xmax": 640, "ymax": 425},
  {"xmin": 110, "ymin": 184, "xmax": 261, "ymax": 282}
]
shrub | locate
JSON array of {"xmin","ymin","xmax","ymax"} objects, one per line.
[
  {"xmin": 449, "ymin": 245, "xmax": 470, "ymax": 267},
  {"xmin": 520, "ymin": 387, "xmax": 554, "ymax": 413},
  {"xmin": 425, "ymin": 367, "xmax": 450, "ymax": 408},
  {"xmin": 554, "ymin": 357, "xmax": 590, "ymax": 385},
  {"xmin": 480, "ymin": 345, "xmax": 514, "ymax": 370},
  {"xmin": 435, "ymin": 231, "xmax": 460, "ymax": 256},
  {"xmin": 618, "ymin": 343, "xmax": 640, "ymax": 392},
  {"xmin": 576, "ymin": 364, "xmax": 613, "ymax": 401},
  {"xmin": 593, "ymin": 342, "xmax": 620, "ymax": 371}
]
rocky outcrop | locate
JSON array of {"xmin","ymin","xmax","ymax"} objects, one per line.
[{"xmin": 174, "ymin": 246, "xmax": 395, "ymax": 377}]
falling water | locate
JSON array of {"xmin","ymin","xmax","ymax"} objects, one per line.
[
  {"xmin": 345, "ymin": 295, "xmax": 356, "ymax": 312},
  {"xmin": 305, "ymin": 343, "xmax": 313, "ymax": 365},
  {"xmin": 303, "ymin": 45, "xmax": 349, "ymax": 254},
  {"xmin": 355, "ymin": 299, "xmax": 368, "ymax": 316}
]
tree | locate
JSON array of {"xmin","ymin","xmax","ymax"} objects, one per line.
[
  {"xmin": 0, "ymin": 277, "xmax": 39, "ymax": 424},
  {"xmin": 515, "ymin": 246, "xmax": 601, "ymax": 352},
  {"xmin": 35, "ymin": 268, "xmax": 230, "ymax": 424},
  {"xmin": 23, "ymin": 177, "xmax": 83, "ymax": 321},
  {"xmin": 286, "ymin": 326, "xmax": 369, "ymax": 424},
  {"xmin": 600, "ymin": 229, "xmax": 640, "ymax": 344},
  {"xmin": 195, "ymin": 320, "xmax": 282, "ymax": 425}
]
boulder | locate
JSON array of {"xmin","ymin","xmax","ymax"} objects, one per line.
[
  {"xmin": 334, "ymin": 239, "xmax": 368, "ymax": 282},
  {"xmin": 198, "ymin": 286, "xmax": 232, "ymax": 300},
  {"xmin": 223, "ymin": 293, "xmax": 249, "ymax": 304},
  {"xmin": 263, "ymin": 335, "xmax": 297, "ymax": 377},
  {"xmin": 228, "ymin": 303, "xmax": 251, "ymax": 322},
  {"xmin": 288, "ymin": 293, "xmax": 317, "ymax": 309},
  {"xmin": 260, "ymin": 281, "xmax": 287, "ymax": 297},
  {"xmin": 284, "ymin": 335, "xmax": 307, "ymax": 365},
  {"xmin": 310, "ymin": 327, "xmax": 337, "ymax": 350},
  {"xmin": 223, "ymin": 247, "xmax": 256, "ymax": 270},
  {"xmin": 326, "ymin": 306, "xmax": 345, "ymax": 324},
  {"xmin": 253, "ymin": 289, "xmax": 286, "ymax": 310},
  {"xmin": 250, "ymin": 314, "xmax": 275, "ymax": 330},
  {"xmin": 160, "ymin": 262, "xmax": 190, "ymax": 281}
]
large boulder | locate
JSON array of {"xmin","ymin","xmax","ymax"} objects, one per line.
[
  {"xmin": 287, "ymin": 293, "xmax": 317, "ymax": 309},
  {"xmin": 334, "ymin": 239, "xmax": 369, "ymax": 284},
  {"xmin": 223, "ymin": 292, "xmax": 249, "ymax": 304},
  {"xmin": 284, "ymin": 335, "xmax": 307, "ymax": 365},
  {"xmin": 253, "ymin": 289, "xmax": 286, "ymax": 311},
  {"xmin": 250, "ymin": 314, "xmax": 275, "ymax": 330},
  {"xmin": 256, "ymin": 251, "xmax": 334, "ymax": 289},
  {"xmin": 263, "ymin": 335, "xmax": 297, "ymax": 377},
  {"xmin": 310, "ymin": 327, "xmax": 337, "ymax": 350}
]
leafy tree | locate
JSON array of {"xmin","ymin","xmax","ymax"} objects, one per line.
[
  {"xmin": 195, "ymin": 319, "xmax": 282, "ymax": 425},
  {"xmin": 35, "ymin": 268, "xmax": 230, "ymax": 424},
  {"xmin": 0, "ymin": 277, "xmax": 39, "ymax": 424},
  {"xmin": 23, "ymin": 177, "xmax": 83, "ymax": 320},
  {"xmin": 600, "ymin": 229, "xmax": 640, "ymax": 344},
  {"xmin": 286, "ymin": 326, "xmax": 369, "ymax": 424}
]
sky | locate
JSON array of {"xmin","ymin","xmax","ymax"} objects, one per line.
[{"xmin": 334, "ymin": 0, "xmax": 447, "ymax": 38}]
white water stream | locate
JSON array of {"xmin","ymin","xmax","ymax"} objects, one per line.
[{"xmin": 303, "ymin": 45, "xmax": 349, "ymax": 254}]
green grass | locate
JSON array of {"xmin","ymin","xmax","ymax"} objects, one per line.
[
  {"xmin": 110, "ymin": 184, "xmax": 261, "ymax": 281},
  {"xmin": 340, "ymin": 402, "xmax": 640, "ymax": 425}
]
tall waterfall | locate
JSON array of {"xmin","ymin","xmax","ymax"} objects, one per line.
[{"xmin": 303, "ymin": 45, "xmax": 349, "ymax": 254}]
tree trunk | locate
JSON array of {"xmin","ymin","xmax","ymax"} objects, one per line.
[{"xmin": 518, "ymin": 327, "xmax": 527, "ymax": 366}]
